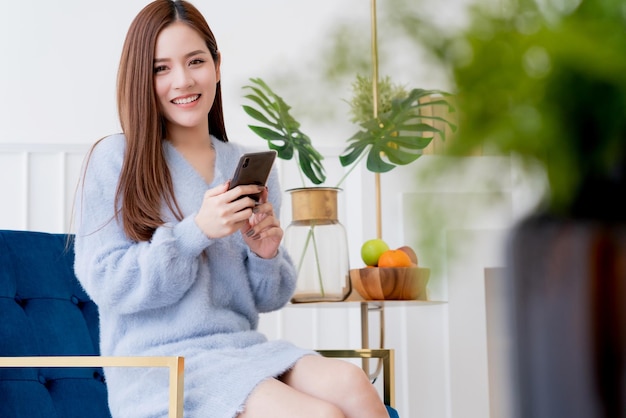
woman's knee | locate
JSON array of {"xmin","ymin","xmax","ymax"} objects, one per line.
[
  {"xmin": 239, "ymin": 377, "xmax": 347, "ymax": 418},
  {"xmin": 315, "ymin": 401, "xmax": 346, "ymax": 418},
  {"xmin": 334, "ymin": 360, "xmax": 373, "ymax": 391}
]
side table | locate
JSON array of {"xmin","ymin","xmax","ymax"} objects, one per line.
[{"xmin": 288, "ymin": 294, "xmax": 446, "ymax": 407}]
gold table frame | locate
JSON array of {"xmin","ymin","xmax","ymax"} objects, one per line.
[
  {"xmin": 292, "ymin": 298, "xmax": 446, "ymax": 408},
  {"xmin": 318, "ymin": 348, "xmax": 395, "ymax": 407}
]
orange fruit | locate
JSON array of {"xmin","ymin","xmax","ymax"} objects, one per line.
[{"xmin": 377, "ymin": 249, "xmax": 413, "ymax": 267}]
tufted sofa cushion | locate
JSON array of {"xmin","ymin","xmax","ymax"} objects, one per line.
[{"xmin": 0, "ymin": 230, "xmax": 111, "ymax": 418}]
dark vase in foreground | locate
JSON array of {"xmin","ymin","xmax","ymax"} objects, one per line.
[{"xmin": 507, "ymin": 177, "xmax": 626, "ymax": 418}]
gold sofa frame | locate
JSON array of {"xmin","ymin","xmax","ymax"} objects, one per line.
[{"xmin": 0, "ymin": 356, "xmax": 185, "ymax": 418}]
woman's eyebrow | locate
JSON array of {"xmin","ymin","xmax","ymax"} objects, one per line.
[{"xmin": 154, "ymin": 49, "xmax": 209, "ymax": 63}]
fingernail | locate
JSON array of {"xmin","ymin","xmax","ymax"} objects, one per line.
[
  {"xmin": 246, "ymin": 229, "xmax": 255, "ymax": 237},
  {"xmin": 252, "ymin": 206, "xmax": 260, "ymax": 213},
  {"xmin": 252, "ymin": 234, "xmax": 261, "ymax": 240}
]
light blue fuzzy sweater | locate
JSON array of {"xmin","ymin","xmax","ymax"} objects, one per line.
[{"xmin": 73, "ymin": 134, "xmax": 314, "ymax": 418}]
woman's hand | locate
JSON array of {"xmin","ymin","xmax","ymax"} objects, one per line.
[
  {"xmin": 194, "ymin": 182, "xmax": 264, "ymax": 239},
  {"xmin": 241, "ymin": 187, "xmax": 282, "ymax": 259}
]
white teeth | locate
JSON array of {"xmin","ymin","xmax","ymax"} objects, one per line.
[{"xmin": 172, "ymin": 95, "xmax": 199, "ymax": 104}]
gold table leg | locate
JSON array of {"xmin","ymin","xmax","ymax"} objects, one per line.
[{"xmin": 361, "ymin": 302, "xmax": 386, "ymax": 381}]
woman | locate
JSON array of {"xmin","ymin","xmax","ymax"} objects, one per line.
[{"xmin": 73, "ymin": 1, "xmax": 390, "ymax": 417}]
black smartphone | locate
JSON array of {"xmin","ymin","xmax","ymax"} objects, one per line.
[{"xmin": 228, "ymin": 150, "xmax": 277, "ymax": 201}]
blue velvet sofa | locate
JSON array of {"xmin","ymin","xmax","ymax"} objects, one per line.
[
  {"xmin": 0, "ymin": 230, "xmax": 399, "ymax": 417},
  {"xmin": 0, "ymin": 230, "xmax": 114, "ymax": 417}
]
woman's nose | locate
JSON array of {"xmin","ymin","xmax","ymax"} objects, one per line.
[{"xmin": 173, "ymin": 67, "xmax": 194, "ymax": 89}]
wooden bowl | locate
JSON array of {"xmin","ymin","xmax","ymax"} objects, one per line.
[{"xmin": 349, "ymin": 267, "xmax": 430, "ymax": 301}]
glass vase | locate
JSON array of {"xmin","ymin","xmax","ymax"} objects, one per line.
[{"xmin": 284, "ymin": 187, "xmax": 351, "ymax": 303}]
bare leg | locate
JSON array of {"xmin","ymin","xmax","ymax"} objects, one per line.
[
  {"xmin": 280, "ymin": 355, "xmax": 389, "ymax": 418},
  {"xmin": 238, "ymin": 377, "xmax": 345, "ymax": 418},
  {"xmin": 238, "ymin": 355, "xmax": 388, "ymax": 418}
]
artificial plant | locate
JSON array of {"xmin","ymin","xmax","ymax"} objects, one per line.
[
  {"xmin": 242, "ymin": 76, "xmax": 456, "ymax": 188},
  {"xmin": 242, "ymin": 78, "xmax": 326, "ymax": 186}
]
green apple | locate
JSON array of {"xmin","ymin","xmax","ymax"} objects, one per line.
[{"xmin": 360, "ymin": 238, "xmax": 390, "ymax": 266}]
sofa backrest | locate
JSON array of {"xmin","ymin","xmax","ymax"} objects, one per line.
[{"xmin": 0, "ymin": 230, "xmax": 111, "ymax": 418}]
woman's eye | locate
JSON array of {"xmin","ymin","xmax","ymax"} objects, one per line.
[
  {"xmin": 189, "ymin": 59, "xmax": 205, "ymax": 66},
  {"xmin": 154, "ymin": 65, "xmax": 167, "ymax": 73}
]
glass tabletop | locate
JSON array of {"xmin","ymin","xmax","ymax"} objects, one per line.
[{"xmin": 287, "ymin": 295, "xmax": 447, "ymax": 308}]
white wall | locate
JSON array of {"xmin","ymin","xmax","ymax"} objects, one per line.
[
  {"xmin": 0, "ymin": 1, "xmax": 537, "ymax": 417},
  {"xmin": 0, "ymin": 0, "xmax": 368, "ymax": 146},
  {"xmin": 0, "ymin": 0, "xmax": 470, "ymax": 148}
]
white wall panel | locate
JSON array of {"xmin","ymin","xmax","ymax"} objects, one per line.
[
  {"xmin": 0, "ymin": 145, "xmax": 89, "ymax": 233},
  {"xmin": 0, "ymin": 152, "xmax": 27, "ymax": 230},
  {"xmin": 28, "ymin": 153, "xmax": 64, "ymax": 232},
  {"xmin": 446, "ymin": 229, "xmax": 508, "ymax": 418}
]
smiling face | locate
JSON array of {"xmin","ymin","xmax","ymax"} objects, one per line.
[{"xmin": 153, "ymin": 21, "xmax": 221, "ymax": 138}]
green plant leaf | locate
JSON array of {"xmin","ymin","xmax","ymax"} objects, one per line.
[
  {"xmin": 242, "ymin": 103, "xmax": 280, "ymax": 129},
  {"xmin": 339, "ymin": 87, "xmax": 456, "ymax": 173},
  {"xmin": 247, "ymin": 125, "xmax": 285, "ymax": 142},
  {"xmin": 242, "ymin": 78, "xmax": 326, "ymax": 185},
  {"xmin": 366, "ymin": 149, "xmax": 395, "ymax": 173}
]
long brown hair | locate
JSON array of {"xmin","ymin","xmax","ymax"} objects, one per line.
[{"xmin": 116, "ymin": 0, "xmax": 228, "ymax": 241}]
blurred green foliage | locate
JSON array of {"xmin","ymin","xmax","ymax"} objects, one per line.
[
  {"xmin": 252, "ymin": 0, "xmax": 456, "ymax": 129},
  {"xmin": 346, "ymin": 75, "xmax": 409, "ymax": 124},
  {"xmin": 438, "ymin": 0, "xmax": 626, "ymax": 213}
]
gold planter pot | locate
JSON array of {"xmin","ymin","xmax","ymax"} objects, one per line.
[{"xmin": 285, "ymin": 187, "xmax": 351, "ymax": 303}]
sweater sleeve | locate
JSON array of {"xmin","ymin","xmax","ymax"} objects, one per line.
[
  {"xmin": 73, "ymin": 135, "xmax": 212, "ymax": 315},
  {"xmin": 244, "ymin": 164, "xmax": 298, "ymax": 312}
]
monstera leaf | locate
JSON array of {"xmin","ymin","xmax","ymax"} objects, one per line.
[
  {"xmin": 339, "ymin": 88, "xmax": 456, "ymax": 173},
  {"xmin": 242, "ymin": 78, "xmax": 326, "ymax": 185}
]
